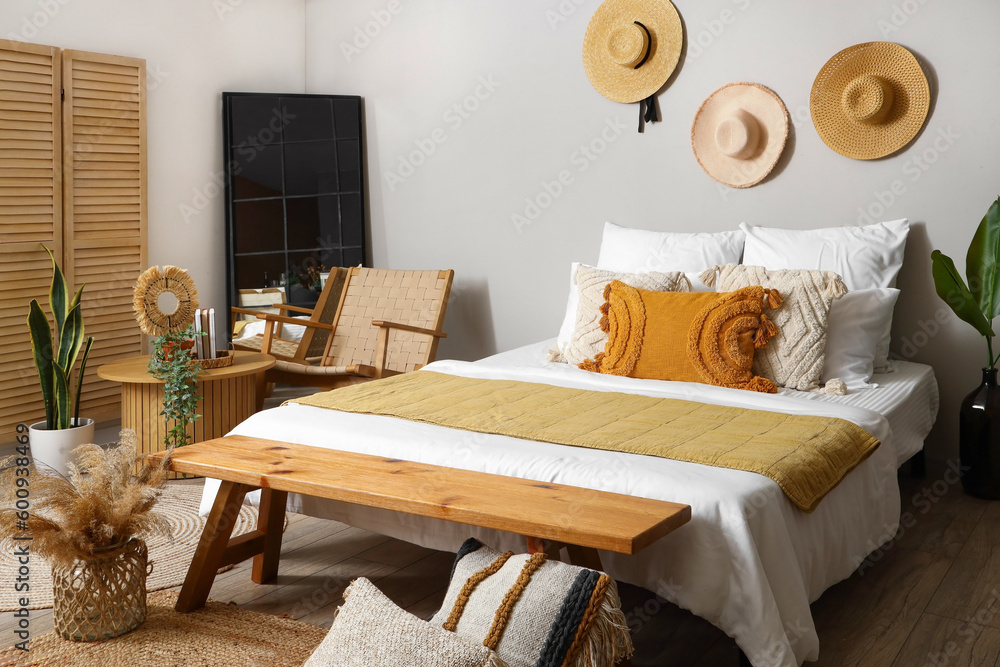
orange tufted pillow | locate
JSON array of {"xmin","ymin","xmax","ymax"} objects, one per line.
[{"xmin": 579, "ymin": 281, "xmax": 782, "ymax": 393}]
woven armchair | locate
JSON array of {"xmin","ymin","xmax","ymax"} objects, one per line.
[
  {"xmin": 232, "ymin": 268, "xmax": 349, "ymax": 363},
  {"xmin": 256, "ymin": 267, "xmax": 454, "ymax": 396}
]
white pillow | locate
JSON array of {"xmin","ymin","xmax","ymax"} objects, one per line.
[
  {"xmin": 596, "ymin": 221, "xmax": 745, "ymax": 291},
  {"xmin": 739, "ymin": 219, "xmax": 908, "ymax": 370},
  {"xmin": 822, "ymin": 288, "xmax": 900, "ymax": 389},
  {"xmin": 739, "ymin": 219, "xmax": 909, "ymax": 290}
]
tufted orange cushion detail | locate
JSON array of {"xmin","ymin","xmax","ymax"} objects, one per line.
[{"xmin": 580, "ymin": 281, "xmax": 780, "ymax": 393}]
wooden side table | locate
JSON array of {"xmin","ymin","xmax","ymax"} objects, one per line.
[{"xmin": 97, "ymin": 352, "xmax": 275, "ymax": 471}]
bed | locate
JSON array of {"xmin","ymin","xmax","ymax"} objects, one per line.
[
  {"xmin": 201, "ymin": 220, "xmax": 938, "ymax": 666},
  {"xmin": 201, "ymin": 339, "xmax": 937, "ymax": 666}
]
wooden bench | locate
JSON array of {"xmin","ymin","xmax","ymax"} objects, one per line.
[{"xmin": 148, "ymin": 434, "xmax": 692, "ymax": 618}]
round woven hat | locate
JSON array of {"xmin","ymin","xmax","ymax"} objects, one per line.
[
  {"xmin": 691, "ymin": 83, "xmax": 790, "ymax": 189},
  {"xmin": 582, "ymin": 0, "xmax": 683, "ymax": 104},
  {"xmin": 811, "ymin": 41, "xmax": 930, "ymax": 160}
]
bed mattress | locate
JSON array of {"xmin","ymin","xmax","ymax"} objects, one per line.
[{"xmin": 201, "ymin": 340, "xmax": 938, "ymax": 666}]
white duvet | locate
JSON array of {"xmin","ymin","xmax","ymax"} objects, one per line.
[{"xmin": 201, "ymin": 341, "xmax": 938, "ymax": 666}]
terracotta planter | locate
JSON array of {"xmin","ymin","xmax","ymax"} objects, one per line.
[{"xmin": 161, "ymin": 339, "xmax": 195, "ymax": 361}]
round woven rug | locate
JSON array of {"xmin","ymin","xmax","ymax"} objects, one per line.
[
  {"xmin": 0, "ymin": 484, "xmax": 258, "ymax": 611},
  {"xmin": 0, "ymin": 590, "xmax": 326, "ymax": 666}
]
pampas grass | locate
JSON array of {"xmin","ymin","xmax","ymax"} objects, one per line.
[{"xmin": 0, "ymin": 430, "xmax": 173, "ymax": 565}]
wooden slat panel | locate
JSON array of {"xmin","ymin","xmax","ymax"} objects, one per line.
[
  {"xmin": 0, "ymin": 41, "xmax": 61, "ymax": 443},
  {"xmin": 62, "ymin": 48, "xmax": 147, "ymax": 428}
]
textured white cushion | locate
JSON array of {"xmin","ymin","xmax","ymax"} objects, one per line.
[
  {"xmin": 739, "ymin": 219, "xmax": 909, "ymax": 291},
  {"xmin": 554, "ymin": 263, "xmax": 689, "ymax": 365},
  {"xmin": 822, "ymin": 289, "xmax": 900, "ymax": 389},
  {"xmin": 305, "ymin": 578, "xmax": 502, "ymax": 667},
  {"xmin": 708, "ymin": 264, "xmax": 847, "ymax": 392},
  {"xmin": 739, "ymin": 219, "xmax": 908, "ymax": 370},
  {"xmin": 597, "ymin": 221, "xmax": 745, "ymax": 291}
]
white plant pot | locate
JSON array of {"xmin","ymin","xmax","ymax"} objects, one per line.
[{"xmin": 28, "ymin": 418, "xmax": 95, "ymax": 476}]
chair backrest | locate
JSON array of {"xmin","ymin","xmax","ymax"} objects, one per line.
[
  {"xmin": 236, "ymin": 288, "xmax": 285, "ymax": 319},
  {"xmin": 299, "ymin": 267, "xmax": 349, "ymax": 359},
  {"xmin": 324, "ymin": 268, "xmax": 454, "ymax": 373}
]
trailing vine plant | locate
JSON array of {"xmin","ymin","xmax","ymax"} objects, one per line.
[{"xmin": 147, "ymin": 325, "xmax": 203, "ymax": 448}]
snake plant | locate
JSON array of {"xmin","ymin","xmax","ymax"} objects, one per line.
[
  {"xmin": 932, "ymin": 196, "xmax": 1000, "ymax": 369},
  {"xmin": 27, "ymin": 245, "xmax": 95, "ymax": 430}
]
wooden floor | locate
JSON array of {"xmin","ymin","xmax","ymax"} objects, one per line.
[{"xmin": 5, "ymin": 461, "xmax": 1000, "ymax": 666}]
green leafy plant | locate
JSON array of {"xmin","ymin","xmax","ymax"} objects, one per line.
[
  {"xmin": 932, "ymin": 196, "xmax": 1000, "ymax": 369},
  {"xmin": 27, "ymin": 245, "xmax": 95, "ymax": 430},
  {"xmin": 147, "ymin": 325, "xmax": 203, "ymax": 447}
]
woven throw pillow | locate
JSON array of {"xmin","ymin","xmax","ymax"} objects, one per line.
[
  {"xmin": 305, "ymin": 577, "xmax": 506, "ymax": 667},
  {"xmin": 703, "ymin": 264, "xmax": 847, "ymax": 392},
  {"xmin": 430, "ymin": 539, "xmax": 632, "ymax": 667},
  {"xmin": 580, "ymin": 282, "xmax": 780, "ymax": 393},
  {"xmin": 556, "ymin": 264, "xmax": 689, "ymax": 366}
]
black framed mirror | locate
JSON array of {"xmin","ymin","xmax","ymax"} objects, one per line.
[{"xmin": 223, "ymin": 92, "xmax": 365, "ymax": 321}]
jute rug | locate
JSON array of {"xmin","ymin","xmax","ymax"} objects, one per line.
[
  {"xmin": 0, "ymin": 590, "xmax": 327, "ymax": 666},
  {"xmin": 0, "ymin": 484, "xmax": 259, "ymax": 611}
]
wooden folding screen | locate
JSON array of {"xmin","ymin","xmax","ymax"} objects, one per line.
[
  {"xmin": 0, "ymin": 40, "xmax": 146, "ymax": 442},
  {"xmin": 0, "ymin": 40, "xmax": 64, "ymax": 441},
  {"xmin": 61, "ymin": 50, "xmax": 146, "ymax": 423}
]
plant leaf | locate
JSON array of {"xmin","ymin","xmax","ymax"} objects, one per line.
[
  {"xmin": 27, "ymin": 300, "xmax": 55, "ymax": 429},
  {"xmin": 73, "ymin": 337, "xmax": 94, "ymax": 423},
  {"xmin": 968, "ymin": 197, "xmax": 1000, "ymax": 321},
  {"xmin": 42, "ymin": 245, "xmax": 68, "ymax": 338},
  {"xmin": 58, "ymin": 302, "xmax": 84, "ymax": 374},
  {"xmin": 53, "ymin": 361, "xmax": 70, "ymax": 430},
  {"xmin": 932, "ymin": 250, "xmax": 995, "ymax": 337}
]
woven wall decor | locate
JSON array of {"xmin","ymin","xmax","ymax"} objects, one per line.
[
  {"xmin": 810, "ymin": 41, "xmax": 930, "ymax": 160},
  {"xmin": 582, "ymin": 0, "xmax": 683, "ymax": 130},
  {"xmin": 133, "ymin": 265, "xmax": 199, "ymax": 335}
]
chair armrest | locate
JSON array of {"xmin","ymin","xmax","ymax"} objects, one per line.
[
  {"xmin": 370, "ymin": 320, "xmax": 447, "ymax": 338},
  {"xmin": 272, "ymin": 303, "xmax": 314, "ymax": 314},
  {"xmin": 256, "ymin": 313, "xmax": 334, "ymax": 330}
]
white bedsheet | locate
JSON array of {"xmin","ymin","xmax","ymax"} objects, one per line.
[{"xmin": 201, "ymin": 340, "xmax": 938, "ymax": 667}]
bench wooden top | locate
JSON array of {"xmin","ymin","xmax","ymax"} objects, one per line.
[{"xmin": 149, "ymin": 435, "xmax": 690, "ymax": 554}]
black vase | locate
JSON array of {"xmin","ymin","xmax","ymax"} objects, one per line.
[{"xmin": 959, "ymin": 368, "xmax": 1000, "ymax": 499}]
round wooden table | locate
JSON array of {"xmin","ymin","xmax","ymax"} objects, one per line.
[{"xmin": 98, "ymin": 352, "xmax": 275, "ymax": 471}]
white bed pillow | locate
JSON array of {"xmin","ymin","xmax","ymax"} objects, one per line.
[
  {"xmin": 597, "ymin": 221, "xmax": 745, "ymax": 291},
  {"xmin": 822, "ymin": 289, "xmax": 900, "ymax": 389},
  {"xmin": 739, "ymin": 219, "xmax": 909, "ymax": 290},
  {"xmin": 739, "ymin": 219, "xmax": 908, "ymax": 370}
]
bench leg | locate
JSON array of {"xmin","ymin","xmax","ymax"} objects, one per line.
[
  {"xmin": 176, "ymin": 480, "xmax": 251, "ymax": 612},
  {"xmin": 252, "ymin": 488, "xmax": 287, "ymax": 584}
]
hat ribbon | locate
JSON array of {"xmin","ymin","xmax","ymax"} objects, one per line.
[{"xmin": 633, "ymin": 20, "xmax": 658, "ymax": 132}]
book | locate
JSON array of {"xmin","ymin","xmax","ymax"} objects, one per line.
[
  {"xmin": 208, "ymin": 308, "xmax": 217, "ymax": 359},
  {"xmin": 193, "ymin": 308, "xmax": 204, "ymax": 359}
]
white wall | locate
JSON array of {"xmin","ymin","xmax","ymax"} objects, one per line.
[
  {"xmin": 0, "ymin": 0, "xmax": 306, "ymax": 317},
  {"xmin": 5, "ymin": 0, "xmax": 997, "ymax": 460},
  {"xmin": 304, "ymin": 0, "xmax": 1000, "ymax": 460}
]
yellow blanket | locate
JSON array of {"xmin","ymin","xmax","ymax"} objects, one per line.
[{"xmin": 291, "ymin": 372, "xmax": 880, "ymax": 512}]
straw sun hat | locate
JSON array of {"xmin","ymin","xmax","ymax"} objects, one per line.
[
  {"xmin": 691, "ymin": 83, "xmax": 790, "ymax": 189},
  {"xmin": 582, "ymin": 0, "xmax": 683, "ymax": 105},
  {"xmin": 811, "ymin": 41, "xmax": 930, "ymax": 160}
]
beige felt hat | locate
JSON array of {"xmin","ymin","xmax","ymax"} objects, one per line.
[
  {"xmin": 582, "ymin": 0, "xmax": 683, "ymax": 104},
  {"xmin": 811, "ymin": 41, "xmax": 930, "ymax": 160},
  {"xmin": 691, "ymin": 83, "xmax": 790, "ymax": 189}
]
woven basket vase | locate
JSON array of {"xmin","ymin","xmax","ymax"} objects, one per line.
[{"xmin": 52, "ymin": 538, "xmax": 149, "ymax": 641}]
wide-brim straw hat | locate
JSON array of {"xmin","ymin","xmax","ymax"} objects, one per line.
[
  {"xmin": 582, "ymin": 0, "xmax": 683, "ymax": 104},
  {"xmin": 691, "ymin": 83, "xmax": 790, "ymax": 189},
  {"xmin": 811, "ymin": 41, "xmax": 930, "ymax": 160}
]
